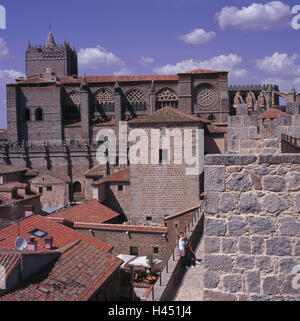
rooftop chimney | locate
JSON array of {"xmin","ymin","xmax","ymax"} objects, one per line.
[
  {"xmin": 44, "ymin": 236, "xmax": 53, "ymax": 250},
  {"xmin": 27, "ymin": 237, "xmax": 37, "ymax": 251},
  {"xmin": 24, "ymin": 205, "xmax": 34, "ymax": 218}
]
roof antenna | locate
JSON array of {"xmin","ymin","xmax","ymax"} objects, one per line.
[{"xmin": 49, "ymin": 24, "xmax": 52, "ymax": 33}]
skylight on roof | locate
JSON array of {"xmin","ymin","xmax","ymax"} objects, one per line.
[{"xmin": 29, "ymin": 228, "xmax": 48, "ymax": 238}]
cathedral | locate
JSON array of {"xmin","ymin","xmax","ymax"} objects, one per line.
[
  {"xmin": 0, "ymin": 32, "xmax": 291, "ymax": 217},
  {"xmin": 6, "ymin": 32, "xmax": 230, "ymax": 146}
]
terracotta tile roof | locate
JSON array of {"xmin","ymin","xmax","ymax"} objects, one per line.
[
  {"xmin": 0, "ymin": 251, "xmax": 20, "ymax": 278},
  {"xmin": 47, "ymin": 200, "xmax": 120, "ymax": 224},
  {"xmin": 0, "ymin": 191, "xmax": 41, "ymax": 206},
  {"xmin": 11, "ymin": 69, "xmax": 225, "ymax": 86},
  {"xmin": 165, "ymin": 201, "xmax": 203, "ymax": 221},
  {"xmin": 93, "ymin": 167, "xmax": 130, "ymax": 186},
  {"xmin": 180, "ymin": 69, "xmax": 227, "ymax": 74},
  {"xmin": 0, "ymin": 182, "xmax": 27, "ymax": 192},
  {"xmin": 59, "ymin": 75, "xmax": 179, "ymax": 84},
  {"xmin": 0, "ymin": 240, "xmax": 122, "ymax": 301},
  {"xmin": 259, "ymin": 108, "xmax": 286, "ymax": 119},
  {"xmin": 84, "ymin": 164, "xmax": 106, "ymax": 177},
  {"xmin": 14, "ymin": 75, "xmax": 56, "ymax": 85},
  {"xmin": 29, "ymin": 170, "xmax": 71, "ymax": 184},
  {"xmin": 0, "ymin": 215, "xmax": 112, "ymax": 253},
  {"xmin": 0, "ymin": 165, "xmax": 28, "ymax": 175},
  {"xmin": 128, "ymin": 106, "xmax": 207, "ymax": 125},
  {"xmin": 72, "ymin": 222, "xmax": 168, "ymax": 234}
]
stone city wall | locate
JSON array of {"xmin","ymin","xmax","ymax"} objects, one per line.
[{"xmin": 203, "ymin": 154, "xmax": 300, "ymax": 301}]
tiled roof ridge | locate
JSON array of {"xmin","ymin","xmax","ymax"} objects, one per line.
[
  {"xmin": 165, "ymin": 200, "xmax": 203, "ymax": 221},
  {"xmin": 128, "ymin": 106, "xmax": 208, "ymax": 124},
  {"xmin": 56, "ymin": 239, "xmax": 81, "ymax": 254},
  {"xmin": 258, "ymin": 108, "xmax": 286, "ymax": 119},
  {"xmin": 93, "ymin": 166, "xmax": 130, "ymax": 186}
]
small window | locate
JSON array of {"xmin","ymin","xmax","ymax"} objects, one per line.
[
  {"xmin": 39, "ymin": 187, "xmax": 43, "ymax": 194},
  {"xmin": 175, "ymin": 223, "xmax": 179, "ymax": 229},
  {"xmin": 160, "ymin": 128, "xmax": 167, "ymax": 136},
  {"xmin": 29, "ymin": 228, "xmax": 47, "ymax": 238},
  {"xmin": 153, "ymin": 247, "xmax": 159, "ymax": 254},
  {"xmin": 146, "ymin": 217, "xmax": 152, "ymax": 221},
  {"xmin": 47, "ymin": 186, "xmax": 52, "ymax": 191},
  {"xmin": 118, "ymin": 185, "xmax": 124, "ymax": 192},
  {"xmin": 130, "ymin": 247, "xmax": 139, "ymax": 256},
  {"xmin": 159, "ymin": 149, "xmax": 168, "ymax": 164}
]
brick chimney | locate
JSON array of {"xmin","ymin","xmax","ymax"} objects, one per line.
[
  {"xmin": 44, "ymin": 236, "xmax": 53, "ymax": 249},
  {"xmin": 24, "ymin": 205, "xmax": 34, "ymax": 218},
  {"xmin": 27, "ymin": 237, "xmax": 37, "ymax": 251}
]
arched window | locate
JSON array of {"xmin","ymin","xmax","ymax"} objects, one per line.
[
  {"xmin": 35, "ymin": 108, "xmax": 43, "ymax": 121},
  {"xmin": 73, "ymin": 181, "xmax": 82, "ymax": 193},
  {"xmin": 64, "ymin": 91, "xmax": 81, "ymax": 124},
  {"xmin": 95, "ymin": 88, "xmax": 114, "ymax": 113},
  {"xmin": 125, "ymin": 89, "xmax": 147, "ymax": 112},
  {"xmin": 156, "ymin": 88, "xmax": 178, "ymax": 110},
  {"xmin": 24, "ymin": 108, "xmax": 30, "ymax": 122}
]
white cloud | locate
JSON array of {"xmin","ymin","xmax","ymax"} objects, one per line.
[
  {"xmin": 261, "ymin": 77, "xmax": 293, "ymax": 92},
  {"xmin": 154, "ymin": 54, "xmax": 242, "ymax": 75},
  {"xmin": 216, "ymin": 1, "xmax": 291, "ymax": 30},
  {"xmin": 232, "ymin": 69, "xmax": 248, "ymax": 78},
  {"xmin": 78, "ymin": 45, "xmax": 124, "ymax": 69},
  {"xmin": 256, "ymin": 52, "xmax": 300, "ymax": 76},
  {"xmin": 114, "ymin": 68, "xmax": 133, "ymax": 76},
  {"xmin": 257, "ymin": 53, "xmax": 300, "ymax": 91},
  {"xmin": 0, "ymin": 69, "xmax": 25, "ymax": 84},
  {"xmin": 140, "ymin": 56, "xmax": 154, "ymax": 66},
  {"xmin": 0, "ymin": 38, "xmax": 11, "ymax": 59},
  {"xmin": 179, "ymin": 28, "xmax": 216, "ymax": 45}
]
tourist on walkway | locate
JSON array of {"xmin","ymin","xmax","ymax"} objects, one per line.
[{"xmin": 177, "ymin": 231, "xmax": 192, "ymax": 268}]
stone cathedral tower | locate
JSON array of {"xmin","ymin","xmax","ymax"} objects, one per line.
[{"xmin": 25, "ymin": 32, "xmax": 78, "ymax": 77}]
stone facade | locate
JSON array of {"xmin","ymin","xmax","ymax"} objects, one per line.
[
  {"xmin": 26, "ymin": 32, "xmax": 78, "ymax": 78},
  {"xmin": 75, "ymin": 225, "xmax": 169, "ymax": 261},
  {"xmin": 227, "ymin": 104, "xmax": 300, "ymax": 154},
  {"xmin": 203, "ymin": 154, "xmax": 300, "ymax": 301},
  {"xmin": 128, "ymin": 121, "xmax": 203, "ymax": 225}
]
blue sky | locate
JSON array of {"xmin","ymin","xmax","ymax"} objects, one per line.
[{"xmin": 0, "ymin": 0, "xmax": 299, "ymax": 128}]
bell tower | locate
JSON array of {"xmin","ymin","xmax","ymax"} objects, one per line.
[{"xmin": 26, "ymin": 32, "xmax": 78, "ymax": 77}]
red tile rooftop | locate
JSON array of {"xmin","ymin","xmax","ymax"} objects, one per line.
[
  {"xmin": 93, "ymin": 167, "xmax": 130, "ymax": 186},
  {"xmin": 84, "ymin": 164, "xmax": 106, "ymax": 177},
  {"xmin": 259, "ymin": 108, "xmax": 286, "ymax": 119},
  {"xmin": 0, "ymin": 240, "xmax": 122, "ymax": 301},
  {"xmin": 0, "ymin": 182, "xmax": 28, "ymax": 192},
  {"xmin": 0, "ymin": 214, "xmax": 112, "ymax": 253},
  {"xmin": 10, "ymin": 69, "xmax": 226, "ymax": 85},
  {"xmin": 128, "ymin": 106, "xmax": 208, "ymax": 125},
  {"xmin": 47, "ymin": 200, "xmax": 120, "ymax": 224},
  {"xmin": 0, "ymin": 252, "xmax": 20, "ymax": 278},
  {"xmin": 29, "ymin": 170, "xmax": 71, "ymax": 184},
  {"xmin": 165, "ymin": 200, "xmax": 203, "ymax": 221}
]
